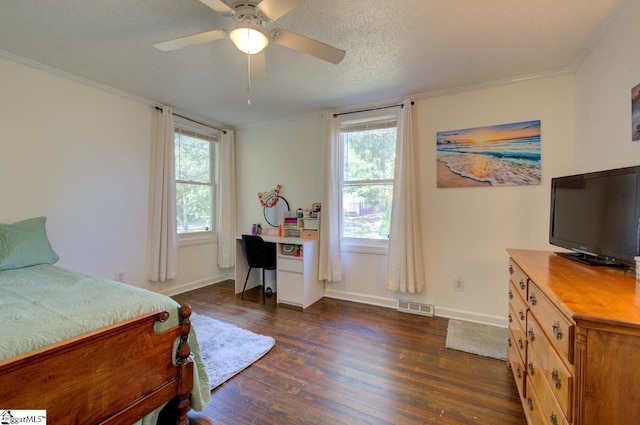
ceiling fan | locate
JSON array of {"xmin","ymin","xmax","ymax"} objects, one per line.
[{"xmin": 154, "ymin": 0, "xmax": 346, "ymax": 84}]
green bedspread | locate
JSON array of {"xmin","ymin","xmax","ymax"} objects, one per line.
[{"xmin": 0, "ymin": 264, "xmax": 211, "ymax": 421}]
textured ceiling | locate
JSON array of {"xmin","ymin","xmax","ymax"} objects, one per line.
[{"xmin": 0, "ymin": 0, "xmax": 626, "ymax": 128}]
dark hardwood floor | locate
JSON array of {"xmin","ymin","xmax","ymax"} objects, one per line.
[{"xmin": 172, "ymin": 281, "xmax": 526, "ymax": 425}]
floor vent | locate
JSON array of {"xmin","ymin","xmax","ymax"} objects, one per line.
[{"xmin": 397, "ymin": 301, "xmax": 434, "ymax": 317}]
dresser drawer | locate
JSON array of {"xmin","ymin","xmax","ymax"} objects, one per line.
[
  {"xmin": 524, "ymin": 379, "xmax": 547, "ymax": 425},
  {"xmin": 527, "ymin": 348, "xmax": 570, "ymax": 425},
  {"xmin": 507, "ymin": 327, "xmax": 526, "ymax": 400},
  {"xmin": 527, "ymin": 281, "xmax": 574, "ymax": 364},
  {"xmin": 508, "ymin": 304, "xmax": 527, "ymax": 364},
  {"xmin": 301, "ymin": 230, "xmax": 318, "ymax": 240},
  {"xmin": 509, "ymin": 279, "xmax": 528, "ymax": 334},
  {"xmin": 509, "ymin": 259, "xmax": 528, "ymax": 301},
  {"xmin": 527, "ymin": 314, "xmax": 573, "ymax": 420},
  {"xmin": 277, "ymin": 257, "xmax": 304, "ymax": 273},
  {"xmin": 277, "ymin": 270, "xmax": 304, "ymax": 306}
]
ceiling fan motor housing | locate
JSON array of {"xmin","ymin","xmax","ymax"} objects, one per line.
[{"xmin": 230, "ymin": 1, "xmax": 266, "ymax": 25}]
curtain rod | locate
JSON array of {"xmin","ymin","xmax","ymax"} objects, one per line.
[
  {"xmin": 333, "ymin": 101, "xmax": 414, "ymax": 118},
  {"xmin": 155, "ymin": 106, "xmax": 227, "ymax": 134}
]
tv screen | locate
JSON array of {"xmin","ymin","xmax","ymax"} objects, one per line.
[{"xmin": 549, "ymin": 166, "xmax": 640, "ymax": 267}]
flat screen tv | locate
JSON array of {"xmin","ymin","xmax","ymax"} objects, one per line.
[{"xmin": 549, "ymin": 165, "xmax": 640, "ymax": 267}]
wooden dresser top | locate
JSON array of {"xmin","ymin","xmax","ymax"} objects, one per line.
[{"xmin": 507, "ymin": 249, "xmax": 640, "ymax": 329}]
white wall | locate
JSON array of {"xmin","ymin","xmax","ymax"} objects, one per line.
[
  {"xmin": 236, "ymin": 116, "xmax": 324, "ymax": 232},
  {"xmin": 413, "ymin": 76, "xmax": 575, "ymax": 324},
  {"xmin": 0, "ymin": 57, "xmax": 228, "ymax": 294},
  {"xmin": 236, "ymin": 74, "xmax": 576, "ymax": 326},
  {"xmin": 574, "ymin": 0, "xmax": 640, "ymax": 170}
]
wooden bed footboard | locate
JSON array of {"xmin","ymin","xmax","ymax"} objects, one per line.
[{"xmin": 0, "ymin": 303, "xmax": 194, "ymax": 425}]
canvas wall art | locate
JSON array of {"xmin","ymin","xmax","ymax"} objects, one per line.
[
  {"xmin": 436, "ymin": 120, "xmax": 541, "ymax": 188},
  {"xmin": 632, "ymin": 83, "xmax": 640, "ymax": 141}
]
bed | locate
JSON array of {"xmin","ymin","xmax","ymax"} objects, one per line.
[{"xmin": 0, "ymin": 217, "xmax": 211, "ymax": 424}]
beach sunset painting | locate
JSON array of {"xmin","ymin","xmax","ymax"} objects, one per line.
[{"xmin": 436, "ymin": 120, "xmax": 541, "ymax": 188}]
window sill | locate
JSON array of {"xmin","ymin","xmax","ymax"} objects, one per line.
[
  {"xmin": 178, "ymin": 232, "xmax": 217, "ymax": 247},
  {"xmin": 341, "ymin": 240, "xmax": 388, "ymax": 255}
]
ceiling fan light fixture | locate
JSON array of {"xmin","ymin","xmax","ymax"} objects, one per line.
[{"xmin": 230, "ymin": 25, "xmax": 269, "ymax": 55}]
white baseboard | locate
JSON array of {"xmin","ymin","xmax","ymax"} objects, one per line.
[
  {"xmin": 159, "ymin": 273, "xmax": 231, "ymax": 297},
  {"xmin": 432, "ymin": 307, "xmax": 507, "ymax": 328},
  {"xmin": 323, "ymin": 288, "xmax": 401, "ymax": 309},
  {"xmin": 323, "ymin": 288, "xmax": 507, "ymax": 328}
]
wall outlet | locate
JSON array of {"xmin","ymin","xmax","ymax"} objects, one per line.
[
  {"xmin": 115, "ymin": 271, "xmax": 126, "ymax": 282},
  {"xmin": 453, "ymin": 277, "xmax": 464, "ymax": 292}
]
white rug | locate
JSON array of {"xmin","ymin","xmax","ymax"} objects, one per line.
[
  {"xmin": 191, "ymin": 312, "xmax": 275, "ymax": 389},
  {"xmin": 445, "ymin": 319, "xmax": 507, "ymax": 360}
]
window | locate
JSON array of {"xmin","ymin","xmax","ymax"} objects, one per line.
[
  {"xmin": 174, "ymin": 120, "xmax": 218, "ymax": 236},
  {"xmin": 340, "ymin": 113, "xmax": 397, "ymax": 243}
]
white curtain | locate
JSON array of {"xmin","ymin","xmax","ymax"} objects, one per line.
[
  {"xmin": 218, "ymin": 129, "xmax": 236, "ymax": 269},
  {"xmin": 318, "ymin": 112, "xmax": 342, "ymax": 281},
  {"xmin": 148, "ymin": 106, "xmax": 178, "ymax": 281},
  {"xmin": 385, "ymin": 100, "xmax": 425, "ymax": 293}
]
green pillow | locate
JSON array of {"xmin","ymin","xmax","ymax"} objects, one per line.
[{"xmin": 0, "ymin": 217, "xmax": 59, "ymax": 271}]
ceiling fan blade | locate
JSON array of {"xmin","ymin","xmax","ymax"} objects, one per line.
[
  {"xmin": 199, "ymin": 0, "xmax": 235, "ymax": 16},
  {"xmin": 271, "ymin": 29, "xmax": 345, "ymax": 64},
  {"xmin": 257, "ymin": 0, "xmax": 304, "ymax": 22},
  {"xmin": 154, "ymin": 29, "xmax": 227, "ymax": 52},
  {"xmin": 250, "ymin": 51, "xmax": 268, "ymax": 82}
]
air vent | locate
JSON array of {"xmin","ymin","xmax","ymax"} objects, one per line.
[{"xmin": 397, "ymin": 301, "xmax": 434, "ymax": 317}]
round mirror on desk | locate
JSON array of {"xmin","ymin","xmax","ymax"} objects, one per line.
[{"xmin": 263, "ymin": 195, "xmax": 290, "ymax": 227}]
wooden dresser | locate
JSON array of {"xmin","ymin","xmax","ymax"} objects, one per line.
[{"xmin": 506, "ymin": 249, "xmax": 640, "ymax": 425}]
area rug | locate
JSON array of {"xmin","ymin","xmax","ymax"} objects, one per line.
[
  {"xmin": 445, "ymin": 319, "xmax": 507, "ymax": 360},
  {"xmin": 191, "ymin": 312, "xmax": 276, "ymax": 389}
]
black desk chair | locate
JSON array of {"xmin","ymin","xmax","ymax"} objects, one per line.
[{"xmin": 240, "ymin": 234, "xmax": 277, "ymax": 302}]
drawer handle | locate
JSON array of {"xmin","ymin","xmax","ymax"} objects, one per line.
[
  {"xmin": 527, "ymin": 396, "xmax": 534, "ymax": 411},
  {"xmin": 519, "ymin": 279, "xmax": 526, "ymax": 290},
  {"xmin": 516, "ymin": 366, "xmax": 522, "ymax": 379},
  {"xmin": 519, "ymin": 310, "xmax": 525, "ymax": 321},
  {"xmin": 508, "ymin": 289, "xmax": 513, "ymax": 299},
  {"xmin": 550, "ymin": 413, "xmax": 558, "ymax": 425},
  {"xmin": 552, "ymin": 321, "xmax": 564, "ymax": 340},
  {"xmin": 508, "ymin": 313, "xmax": 513, "ymax": 323},
  {"xmin": 518, "ymin": 338, "xmax": 524, "ymax": 350},
  {"xmin": 528, "ymin": 361, "xmax": 535, "ymax": 376},
  {"xmin": 508, "ymin": 337, "xmax": 512, "ymax": 347},
  {"xmin": 529, "ymin": 294, "xmax": 537, "ymax": 306},
  {"xmin": 528, "ymin": 328, "xmax": 535, "ymax": 342},
  {"xmin": 509, "ymin": 264, "xmax": 514, "ymax": 274},
  {"xmin": 551, "ymin": 369, "xmax": 562, "ymax": 389}
]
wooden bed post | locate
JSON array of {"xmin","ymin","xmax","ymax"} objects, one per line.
[{"xmin": 176, "ymin": 303, "xmax": 195, "ymax": 425}]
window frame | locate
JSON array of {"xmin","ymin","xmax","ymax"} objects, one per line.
[
  {"xmin": 173, "ymin": 117, "xmax": 219, "ymax": 246},
  {"xmin": 339, "ymin": 111, "xmax": 399, "ymax": 253}
]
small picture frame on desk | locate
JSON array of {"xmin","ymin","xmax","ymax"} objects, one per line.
[{"xmin": 311, "ymin": 202, "xmax": 321, "ymax": 218}]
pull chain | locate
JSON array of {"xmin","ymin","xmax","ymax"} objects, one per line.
[{"xmin": 246, "ymin": 54, "xmax": 251, "ymax": 106}]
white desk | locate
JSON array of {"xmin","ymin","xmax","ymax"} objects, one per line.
[{"xmin": 235, "ymin": 236, "xmax": 325, "ymax": 309}]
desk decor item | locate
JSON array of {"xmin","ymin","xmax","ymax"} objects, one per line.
[
  {"xmin": 262, "ymin": 227, "xmax": 279, "ymax": 236},
  {"xmin": 258, "ymin": 184, "xmax": 281, "ymax": 207},
  {"xmin": 260, "ymin": 185, "xmax": 290, "ymax": 227},
  {"xmin": 281, "ymin": 244, "xmax": 296, "ymax": 255}
]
